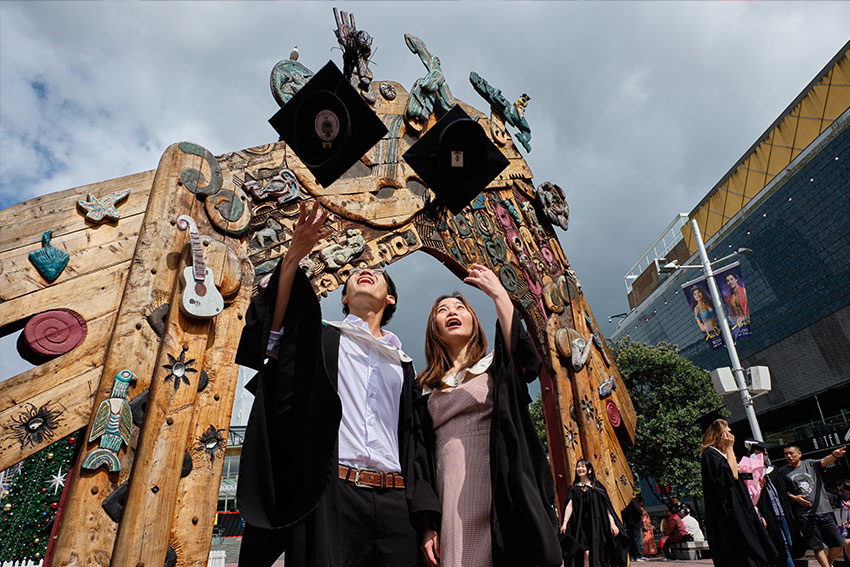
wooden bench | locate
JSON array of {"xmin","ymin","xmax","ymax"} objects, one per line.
[{"xmin": 668, "ymin": 540, "xmax": 710, "ymax": 560}]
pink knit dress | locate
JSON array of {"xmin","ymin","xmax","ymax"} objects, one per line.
[{"xmin": 428, "ymin": 369, "xmax": 493, "ymax": 567}]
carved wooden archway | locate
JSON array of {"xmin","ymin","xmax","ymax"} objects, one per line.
[{"xmin": 0, "ymin": 30, "xmax": 636, "ymax": 567}]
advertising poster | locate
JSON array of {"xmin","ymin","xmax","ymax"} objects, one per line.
[
  {"xmin": 713, "ymin": 262, "xmax": 751, "ymax": 342},
  {"xmin": 682, "ymin": 276, "xmax": 724, "ymax": 350}
]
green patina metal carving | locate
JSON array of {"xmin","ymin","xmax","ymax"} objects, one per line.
[
  {"xmin": 469, "ymin": 71, "xmax": 532, "ymax": 153},
  {"xmin": 178, "ymin": 142, "xmax": 222, "ymax": 197},
  {"xmin": 403, "ymin": 33, "xmax": 454, "ymax": 128},
  {"xmin": 270, "ymin": 56, "xmax": 314, "ymax": 107},
  {"xmin": 29, "ymin": 230, "xmax": 69, "ymax": 283}
]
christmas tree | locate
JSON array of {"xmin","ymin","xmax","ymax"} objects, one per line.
[{"xmin": 0, "ymin": 431, "xmax": 81, "ymax": 561}]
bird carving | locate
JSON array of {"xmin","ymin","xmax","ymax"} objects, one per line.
[
  {"xmin": 81, "ymin": 369, "xmax": 135, "ymax": 472},
  {"xmin": 290, "ymin": 45, "xmax": 299, "ymax": 61}
]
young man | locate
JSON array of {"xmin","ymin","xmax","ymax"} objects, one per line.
[
  {"xmin": 234, "ymin": 203, "xmax": 439, "ymax": 567},
  {"xmin": 782, "ymin": 443, "xmax": 846, "ymax": 567}
]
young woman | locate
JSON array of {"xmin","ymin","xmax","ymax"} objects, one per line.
[
  {"xmin": 559, "ymin": 459, "xmax": 628, "ymax": 567},
  {"xmin": 692, "ymin": 286, "xmax": 719, "ymax": 335},
  {"xmin": 700, "ymin": 419, "xmax": 776, "ymax": 567},
  {"xmin": 414, "ymin": 264, "xmax": 562, "ymax": 567}
]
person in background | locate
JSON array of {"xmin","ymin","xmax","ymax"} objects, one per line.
[
  {"xmin": 660, "ymin": 505, "xmax": 690, "ymax": 559},
  {"xmin": 751, "ymin": 444, "xmax": 804, "ymax": 567},
  {"xmin": 678, "ymin": 505, "xmax": 705, "ymax": 542},
  {"xmin": 639, "ymin": 497, "xmax": 657, "ymax": 557},
  {"xmin": 622, "ymin": 496, "xmax": 645, "ymax": 562},
  {"xmin": 782, "ymin": 444, "xmax": 846, "ymax": 567},
  {"xmin": 560, "ymin": 459, "xmax": 628, "ymax": 567},
  {"xmin": 839, "ymin": 480, "xmax": 850, "ymax": 562},
  {"xmin": 700, "ymin": 418, "xmax": 776, "ymax": 567}
]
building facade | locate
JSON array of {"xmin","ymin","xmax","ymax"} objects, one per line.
[{"xmin": 612, "ymin": 43, "xmax": 850, "ymax": 483}]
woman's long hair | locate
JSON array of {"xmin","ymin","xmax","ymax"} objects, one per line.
[
  {"xmin": 700, "ymin": 418, "xmax": 729, "ymax": 456},
  {"xmin": 572, "ymin": 458, "xmax": 598, "ymax": 486},
  {"xmin": 417, "ymin": 292, "xmax": 488, "ymax": 391}
]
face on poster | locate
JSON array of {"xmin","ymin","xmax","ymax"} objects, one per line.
[
  {"xmin": 714, "ymin": 263, "xmax": 751, "ymax": 341},
  {"xmin": 682, "ymin": 277, "xmax": 724, "ymax": 351}
]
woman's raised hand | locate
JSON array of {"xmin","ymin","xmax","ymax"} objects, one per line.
[
  {"xmin": 287, "ymin": 201, "xmax": 332, "ymax": 262},
  {"xmin": 463, "ymin": 264, "xmax": 508, "ymax": 301}
]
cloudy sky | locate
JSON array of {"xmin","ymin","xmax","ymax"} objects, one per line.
[{"xmin": 1, "ymin": 2, "xmax": 849, "ymax": 382}]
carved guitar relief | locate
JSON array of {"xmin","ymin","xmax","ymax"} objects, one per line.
[{"xmin": 176, "ymin": 215, "xmax": 224, "ymax": 319}]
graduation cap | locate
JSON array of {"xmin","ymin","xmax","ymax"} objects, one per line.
[
  {"xmin": 269, "ymin": 60, "xmax": 388, "ymax": 188},
  {"xmin": 694, "ymin": 406, "xmax": 726, "ymax": 432},
  {"xmin": 402, "ymin": 104, "xmax": 509, "ymax": 214}
]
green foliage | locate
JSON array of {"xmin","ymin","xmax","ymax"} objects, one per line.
[
  {"xmin": 0, "ymin": 431, "xmax": 81, "ymax": 561},
  {"xmin": 610, "ymin": 338, "xmax": 725, "ymax": 501},
  {"xmin": 529, "ymin": 392, "xmax": 548, "ymax": 453}
]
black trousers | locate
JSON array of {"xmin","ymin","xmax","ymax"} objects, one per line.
[{"xmin": 238, "ymin": 478, "xmax": 418, "ymax": 567}]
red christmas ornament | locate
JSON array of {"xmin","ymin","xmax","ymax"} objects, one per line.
[
  {"xmin": 68, "ymin": 437, "xmax": 76, "ymax": 444},
  {"xmin": 50, "ymin": 502, "xmax": 58, "ymax": 510},
  {"xmin": 41, "ymin": 488, "xmax": 47, "ymax": 493}
]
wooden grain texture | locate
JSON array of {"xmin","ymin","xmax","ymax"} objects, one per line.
[
  {"xmin": 0, "ymin": 367, "xmax": 101, "ymax": 470},
  {"xmin": 0, "ymin": 170, "xmax": 154, "ymax": 253},
  {"xmin": 51, "ymin": 144, "xmax": 201, "ymax": 567},
  {"xmin": 0, "ymin": 259, "xmax": 129, "ymax": 329},
  {"xmin": 0, "ymin": 312, "xmax": 115, "ymax": 414},
  {"xmin": 111, "ymin": 147, "xmax": 232, "ymax": 566},
  {"xmin": 169, "ymin": 256, "xmax": 254, "ymax": 566},
  {"xmin": 0, "ymin": 213, "xmax": 144, "ymax": 301}
]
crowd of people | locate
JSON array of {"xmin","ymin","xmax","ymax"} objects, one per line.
[{"xmin": 231, "ymin": 201, "xmax": 849, "ymax": 567}]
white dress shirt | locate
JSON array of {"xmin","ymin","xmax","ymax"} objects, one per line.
[{"xmin": 267, "ymin": 314, "xmax": 410, "ymax": 473}]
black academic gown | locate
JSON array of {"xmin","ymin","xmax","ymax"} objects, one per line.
[
  {"xmin": 756, "ymin": 470, "xmax": 806, "ymax": 563},
  {"xmin": 562, "ymin": 483, "xmax": 629, "ymax": 567},
  {"xmin": 234, "ymin": 264, "xmax": 440, "ymax": 533},
  {"xmin": 701, "ymin": 448, "xmax": 778, "ymax": 567},
  {"xmin": 413, "ymin": 309, "xmax": 563, "ymax": 567}
]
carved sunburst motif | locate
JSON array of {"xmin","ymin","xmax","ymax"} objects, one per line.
[
  {"xmin": 11, "ymin": 402, "xmax": 63, "ymax": 448},
  {"xmin": 563, "ymin": 424, "xmax": 578, "ymax": 449},
  {"xmin": 580, "ymin": 395, "xmax": 595, "ymax": 421},
  {"xmin": 162, "ymin": 348, "xmax": 197, "ymax": 391},
  {"xmin": 595, "ymin": 416, "xmax": 604, "ymax": 432},
  {"xmin": 194, "ymin": 425, "xmax": 226, "ymax": 462}
]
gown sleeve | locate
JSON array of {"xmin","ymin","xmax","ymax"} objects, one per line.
[{"xmin": 409, "ymin": 394, "xmax": 442, "ymax": 529}]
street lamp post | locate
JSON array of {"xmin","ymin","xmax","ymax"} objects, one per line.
[
  {"xmin": 689, "ymin": 219, "xmax": 764, "ymax": 441},
  {"xmin": 660, "ymin": 219, "xmax": 764, "ymax": 441}
]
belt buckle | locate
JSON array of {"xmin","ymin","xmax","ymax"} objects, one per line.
[{"xmin": 353, "ymin": 468, "xmax": 378, "ymax": 489}]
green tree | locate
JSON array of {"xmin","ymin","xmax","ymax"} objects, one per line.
[
  {"xmin": 529, "ymin": 392, "xmax": 548, "ymax": 453},
  {"xmin": 610, "ymin": 338, "xmax": 725, "ymax": 504}
]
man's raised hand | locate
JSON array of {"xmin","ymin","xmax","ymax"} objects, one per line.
[{"xmin": 288, "ymin": 201, "xmax": 332, "ymax": 262}]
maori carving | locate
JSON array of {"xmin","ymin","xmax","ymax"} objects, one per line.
[
  {"xmin": 22, "ymin": 309, "xmax": 87, "ymax": 358},
  {"xmin": 243, "ymin": 169, "xmax": 300, "ymax": 204},
  {"xmin": 598, "ymin": 376, "xmax": 616, "ymax": 398},
  {"xmin": 379, "ymin": 82, "xmax": 397, "ymax": 101},
  {"xmin": 469, "ymin": 71, "xmax": 532, "ymax": 153},
  {"xmin": 29, "ymin": 230, "xmax": 69, "ymax": 283},
  {"xmin": 254, "ymin": 217, "xmax": 282, "ymax": 248},
  {"xmin": 81, "ymin": 369, "xmax": 134, "ymax": 472},
  {"xmin": 178, "ymin": 142, "xmax": 223, "ymax": 197},
  {"xmin": 205, "ymin": 187, "xmax": 251, "ymax": 237},
  {"xmin": 537, "ymin": 181, "xmax": 570, "ymax": 231},
  {"xmin": 321, "ymin": 229, "xmax": 365, "ymax": 269},
  {"xmin": 162, "ymin": 348, "xmax": 197, "ymax": 392},
  {"xmin": 403, "ymin": 33, "xmax": 454, "ymax": 130},
  {"xmin": 11, "ymin": 402, "xmax": 63, "ymax": 449},
  {"xmin": 194, "ymin": 425, "xmax": 227, "ymax": 463},
  {"xmin": 333, "ymin": 8, "xmax": 377, "ymax": 104},
  {"xmin": 270, "ymin": 51, "xmax": 314, "ymax": 107},
  {"xmin": 77, "ymin": 189, "xmax": 130, "ymax": 223}
]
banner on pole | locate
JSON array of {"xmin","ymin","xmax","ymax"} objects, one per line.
[
  {"xmin": 682, "ymin": 275, "xmax": 724, "ymax": 350},
  {"xmin": 713, "ymin": 262, "xmax": 751, "ymax": 342}
]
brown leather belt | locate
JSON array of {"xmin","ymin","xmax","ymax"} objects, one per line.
[{"xmin": 339, "ymin": 465, "xmax": 404, "ymax": 489}]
